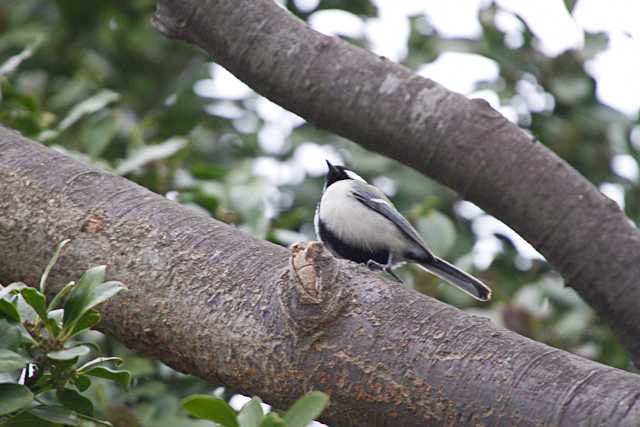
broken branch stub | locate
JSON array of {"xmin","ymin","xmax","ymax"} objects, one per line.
[{"xmin": 280, "ymin": 242, "xmax": 346, "ymax": 334}]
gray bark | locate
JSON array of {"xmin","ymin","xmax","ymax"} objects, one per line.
[
  {"xmin": 151, "ymin": 0, "xmax": 640, "ymax": 366},
  {"xmin": 2, "ymin": 128, "xmax": 640, "ymax": 426}
]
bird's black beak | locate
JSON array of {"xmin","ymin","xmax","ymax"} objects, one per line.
[
  {"xmin": 325, "ymin": 160, "xmax": 337, "ymax": 173},
  {"xmin": 324, "ymin": 160, "xmax": 346, "ymax": 187}
]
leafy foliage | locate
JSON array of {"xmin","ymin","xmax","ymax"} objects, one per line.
[
  {"xmin": 0, "ymin": 240, "xmax": 127, "ymax": 426},
  {"xmin": 182, "ymin": 392, "xmax": 329, "ymax": 427}
]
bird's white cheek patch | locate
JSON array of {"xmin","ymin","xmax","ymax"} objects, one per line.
[{"xmin": 345, "ymin": 170, "xmax": 367, "ymax": 183}]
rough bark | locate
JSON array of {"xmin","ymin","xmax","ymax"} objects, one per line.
[
  {"xmin": 150, "ymin": 0, "xmax": 640, "ymax": 366},
  {"xmin": 2, "ymin": 130, "xmax": 640, "ymax": 426}
]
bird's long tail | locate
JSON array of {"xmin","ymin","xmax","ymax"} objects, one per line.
[{"xmin": 416, "ymin": 256, "xmax": 491, "ymax": 301}]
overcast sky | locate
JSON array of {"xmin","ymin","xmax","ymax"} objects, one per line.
[{"xmin": 303, "ymin": 0, "xmax": 640, "ymax": 116}]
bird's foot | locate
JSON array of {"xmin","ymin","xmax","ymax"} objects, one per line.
[
  {"xmin": 366, "ymin": 259, "xmax": 385, "ymax": 271},
  {"xmin": 366, "ymin": 260, "xmax": 403, "ymax": 283}
]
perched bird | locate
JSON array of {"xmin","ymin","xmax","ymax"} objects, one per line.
[{"xmin": 314, "ymin": 160, "xmax": 491, "ymax": 301}]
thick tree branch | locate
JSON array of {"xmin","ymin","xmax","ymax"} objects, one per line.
[
  {"xmin": 2, "ymin": 129, "xmax": 640, "ymax": 426},
  {"xmin": 151, "ymin": 0, "xmax": 640, "ymax": 365}
]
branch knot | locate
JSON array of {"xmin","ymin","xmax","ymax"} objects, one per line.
[{"xmin": 279, "ymin": 241, "xmax": 345, "ymax": 334}]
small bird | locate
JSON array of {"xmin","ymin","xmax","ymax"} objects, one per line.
[{"xmin": 314, "ymin": 160, "xmax": 492, "ymax": 301}]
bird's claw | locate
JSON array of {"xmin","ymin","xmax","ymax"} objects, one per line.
[
  {"xmin": 366, "ymin": 259, "xmax": 384, "ymax": 271},
  {"xmin": 366, "ymin": 260, "xmax": 403, "ymax": 283}
]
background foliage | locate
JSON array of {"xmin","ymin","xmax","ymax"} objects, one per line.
[{"xmin": 1, "ymin": 0, "xmax": 639, "ymax": 425}]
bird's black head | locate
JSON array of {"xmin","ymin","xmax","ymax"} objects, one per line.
[{"xmin": 324, "ymin": 160, "xmax": 365, "ymax": 188}]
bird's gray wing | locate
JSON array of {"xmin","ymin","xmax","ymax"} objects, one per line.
[{"xmin": 351, "ymin": 184, "xmax": 431, "ymax": 253}]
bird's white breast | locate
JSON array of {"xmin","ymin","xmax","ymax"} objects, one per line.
[{"xmin": 317, "ymin": 181, "xmax": 410, "ymax": 252}]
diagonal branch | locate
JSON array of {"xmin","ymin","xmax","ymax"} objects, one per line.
[
  {"xmin": 151, "ymin": 0, "xmax": 640, "ymax": 365},
  {"xmin": 1, "ymin": 128, "xmax": 640, "ymax": 426}
]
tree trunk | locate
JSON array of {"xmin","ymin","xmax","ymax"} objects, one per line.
[
  {"xmin": 1, "ymin": 128, "xmax": 640, "ymax": 426},
  {"xmin": 150, "ymin": 0, "xmax": 640, "ymax": 366}
]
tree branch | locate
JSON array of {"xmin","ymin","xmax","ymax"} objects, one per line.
[
  {"xmin": 151, "ymin": 0, "xmax": 640, "ymax": 365},
  {"xmin": 2, "ymin": 128, "xmax": 640, "ymax": 426}
]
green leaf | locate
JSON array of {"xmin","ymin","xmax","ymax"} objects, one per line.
[
  {"xmin": 27, "ymin": 405, "xmax": 81, "ymax": 426},
  {"xmin": 549, "ymin": 76, "xmax": 591, "ymax": 105},
  {"xmin": 63, "ymin": 265, "xmax": 106, "ymax": 327},
  {"xmin": 57, "ymin": 388, "xmax": 94, "ymax": 416},
  {"xmin": 29, "ymin": 373, "xmax": 52, "ymax": 395},
  {"xmin": 66, "ymin": 309, "xmax": 100, "ymax": 338},
  {"xmin": 181, "ymin": 395, "xmax": 239, "ymax": 427},
  {"xmin": 39, "ymin": 239, "xmax": 70, "ymax": 294},
  {"xmin": 15, "ymin": 295, "xmax": 38, "ymax": 324},
  {"xmin": 48, "ymin": 309, "xmax": 64, "ymax": 323},
  {"xmin": 0, "ymin": 38, "xmax": 40, "ymax": 76},
  {"xmin": 83, "ymin": 367, "xmax": 131, "ymax": 391},
  {"xmin": 118, "ymin": 356, "xmax": 154, "ymax": 377},
  {"xmin": 73, "ymin": 341, "xmax": 102, "ymax": 354},
  {"xmin": 82, "ymin": 113, "xmax": 120, "ymax": 158},
  {"xmin": 62, "ymin": 269, "xmax": 124, "ymax": 337},
  {"xmin": 238, "ymin": 397, "xmax": 263, "ymax": 427},
  {"xmin": 0, "ymin": 299, "xmax": 20, "ymax": 323},
  {"xmin": 73, "ymin": 375, "xmax": 91, "ymax": 392},
  {"xmin": 78, "ymin": 356, "xmax": 122, "ymax": 372},
  {"xmin": 416, "ymin": 210, "xmax": 456, "ymax": 257},
  {"xmin": 82, "ymin": 281, "xmax": 124, "ymax": 309},
  {"xmin": 47, "ymin": 345, "xmax": 90, "ymax": 361},
  {"xmin": 0, "ymin": 320, "xmax": 35, "ymax": 351},
  {"xmin": 583, "ymin": 32, "xmax": 609, "ymax": 58},
  {"xmin": 20, "ymin": 288, "xmax": 47, "ymax": 322},
  {"xmin": 0, "ymin": 349, "xmax": 28, "ymax": 373},
  {"xmin": 47, "ymin": 281, "xmax": 76, "ymax": 311},
  {"xmin": 58, "ymin": 89, "xmax": 120, "ymax": 132},
  {"xmin": 282, "ymin": 392, "xmax": 329, "ymax": 427},
  {"xmin": 128, "ymin": 381, "xmax": 166, "ymax": 400},
  {"xmin": 0, "ymin": 411, "xmax": 54, "ymax": 427},
  {"xmin": 0, "ymin": 383, "xmax": 34, "ymax": 416},
  {"xmin": 68, "ymin": 282, "xmax": 122, "ymax": 335},
  {"xmin": 15, "ymin": 294, "xmax": 39, "ymax": 323},
  {"xmin": 190, "ymin": 162, "xmax": 228, "ymax": 180},
  {"xmin": 45, "ymin": 310, "xmax": 62, "ymax": 336},
  {"xmin": 258, "ymin": 413, "xmax": 287, "ymax": 427},
  {"xmin": 74, "ymin": 413, "xmax": 113, "ymax": 426},
  {"xmin": 115, "ymin": 137, "xmax": 187, "ymax": 175},
  {"xmin": 0, "ymin": 283, "xmax": 28, "ymax": 301}
]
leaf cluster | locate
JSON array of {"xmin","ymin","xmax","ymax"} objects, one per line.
[
  {"xmin": 182, "ymin": 392, "xmax": 329, "ymax": 427},
  {"xmin": 0, "ymin": 240, "xmax": 129, "ymax": 426}
]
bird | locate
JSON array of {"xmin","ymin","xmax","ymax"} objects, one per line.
[{"xmin": 314, "ymin": 160, "xmax": 492, "ymax": 301}]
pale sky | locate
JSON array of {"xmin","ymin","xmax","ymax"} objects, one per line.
[
  {"xmin": 200, "ymin": 0, "xmax": 640, "ymax": 121},
  {"xmin": 304, "ymin": 0, "xmax": 640, "ymax": 117}
]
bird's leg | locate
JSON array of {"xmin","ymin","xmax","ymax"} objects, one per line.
[
  {"xmin": 366, "ymin": 259, "xmax": 385, "ymax": 271},
  {"xmin": 366, "ymin": 254, "xmax": 403, "ymax": 283}
]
